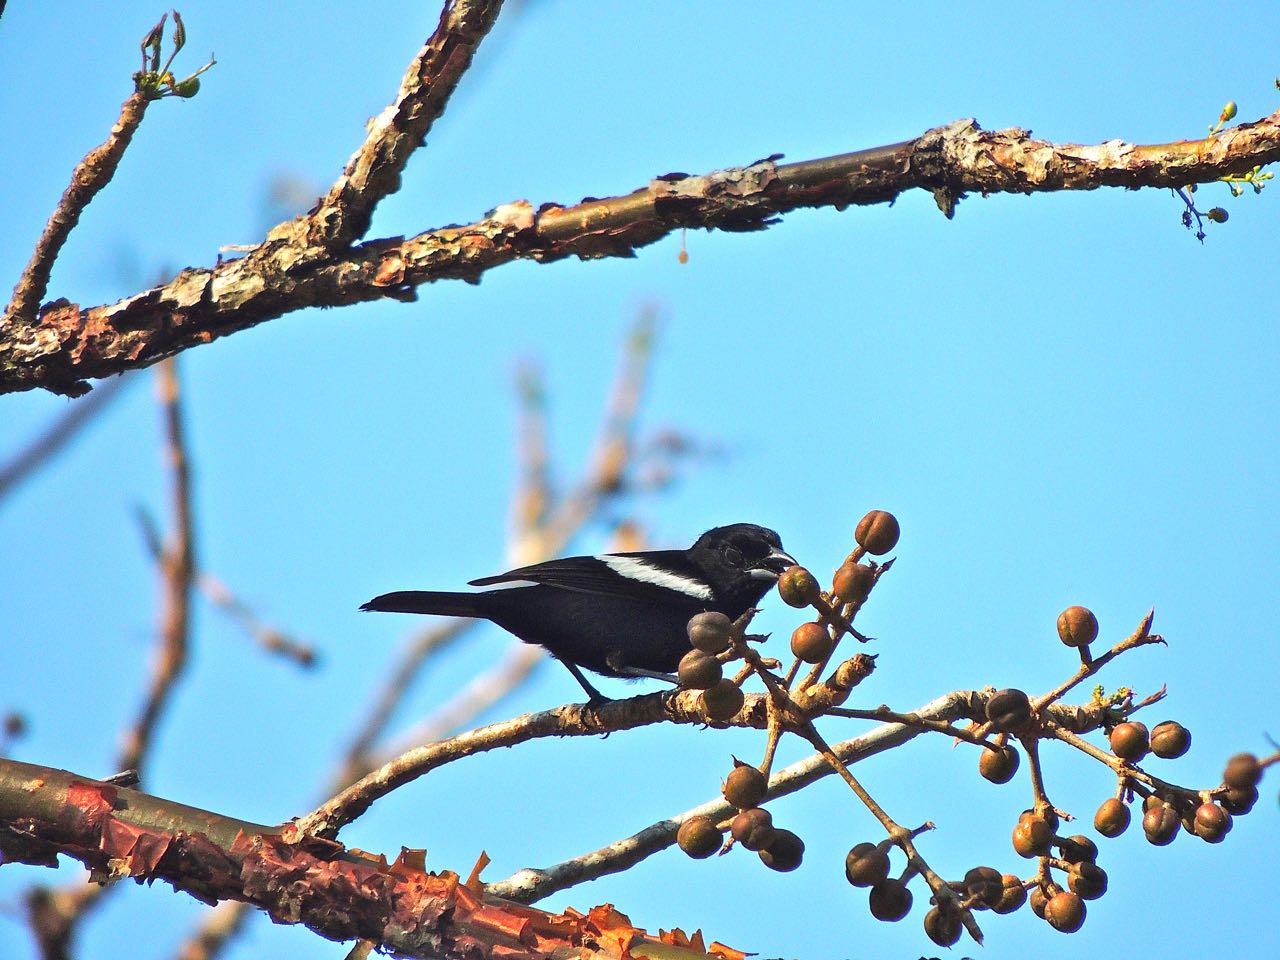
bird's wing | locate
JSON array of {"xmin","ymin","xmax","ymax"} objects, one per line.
[{"xmin": 470, "ymin": 551, "xmax": 714, "ymax": 603}]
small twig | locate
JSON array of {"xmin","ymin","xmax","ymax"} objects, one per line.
[
  {"xmin": 171, "ymin": 898, "xmax": 252, "ymax": 960},
  {"xmin": 375, "ymin": 643, "xmax": 547, "ymax": 758},
  {"xmin": 306, "ymin": 0, "xmax": 508, "ymax": 248},
  {"xmin": 1045, "ymin": 721, "xmax": 1199, "ymax": 802},
  {"xmin": 793, "ymin": 720, "xmax": 982, "ymax": 945},
  {"xmin": 118, "ymin": 358, "xmax": 196, "ymax": 776},
  {"xmin": 530, "ymin": 308, "xmax": 657, "ymax": 560},
  {"xmin": 3, "ymin": 90, "xmax": 152, "ymax": 323},
  {"xmin": 1033, "ymin": 609, "xmax": 1162, "ymax": 711},
  {"xmin": 336, "ymin": 618, "xmax": 475, "ymax": 782},
  {"xmin": 298, "ymin": 687, "xmax": 777, "ymax": 839},
  {"xmin": 0, "ymin": 374, "xmax": 133, "ymax": 502},
  {"xmin": 27, "ymin": 885, "xmax": 108, "ymax": 960},
  {"xmin": 826, "ymin": 704, "xmax": 999, "ymax": 749},
  {"xmin": 33, "ymin": 358, "xmax": 197, "ymax": 960},
  {"xmin": 1019, "ymin": 734, "xmax": 1054, "ymax": 817},
  {"xmin": 487, "ymin": 693, "xmax": 965, "ymax": 903},
  {"xmin": 134, "ymin": 507, "xmax": 315, "ymax": 668},
  {"xmin": 513, "ymin": 358, "xmax": 549, "ymax": 536},
  {"xmin": 196, "ymin": 570, "xmax": 317, "ymax": 667}
]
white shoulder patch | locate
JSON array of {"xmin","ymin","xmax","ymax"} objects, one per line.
[{"xmin": 599, "ymin": 555, "xmax": 713, "ymax": 600}]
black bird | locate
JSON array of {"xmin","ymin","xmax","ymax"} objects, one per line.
[{"xmin": 360, "ymin": 523, "xmax": 795, "ymax": 701}]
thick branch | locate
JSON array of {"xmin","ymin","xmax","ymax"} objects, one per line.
[
  {"xmin": 5, "ymin": 111, "xmax": 1278, "ymax": 397},
  {"xmin": 309, "ymin": 0, "xmax": 506, "ymax": 247},
  {"xmin": 0, "ymin": 757, "xmax": 726, "ymax": 960}
]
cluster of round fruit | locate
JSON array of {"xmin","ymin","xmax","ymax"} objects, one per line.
[
  {"xmin": 1098, "ymin": 740, "xmax": 1262, "ymax": 846},
  {"xmin": 676, "ymin": 762, "xmax": 804, "ymax": 872}
]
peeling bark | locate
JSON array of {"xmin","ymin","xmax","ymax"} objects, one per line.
[{"xmin": 3, "ymin": 111, "xmax": 1277, "ymax": 398}]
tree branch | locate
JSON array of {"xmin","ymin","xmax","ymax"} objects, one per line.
[
  {"xmin": 308, "ymin": 0, "xmax": 506, "ymax": 248},
  {"xmin": 5, "ymin": 110, "xmax": 1277, "ymax": 397},
  {"xmin": 2, "ymin": 92, "xmax": 151, "ymax": 325},
  {"xmin": 0, "ymin": 757, "xmax": 731, "ymax": 960}
]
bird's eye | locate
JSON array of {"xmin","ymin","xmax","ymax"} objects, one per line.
[{"xmin": 724, "ymin": 546, "xmax": 744, "ymax": 567}]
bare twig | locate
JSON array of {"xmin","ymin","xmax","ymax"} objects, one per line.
[
  {"xmin": 1033, "ymin": 610, "xmax": 1162, "ymax": 711},
  {"xmin": 11, "ymin": 111, "xmax": 1280, "ymax": 396},
  {"xmin": 512, "ymin": 358, "xmax": 549, "ymax": 537},
  {"xmin": 118, "ymin": 358, "xmax": 196, "ymax": 776},
  {"xmin": 826, "ymin": 704, "xmax": 999, "ymax": 749},
  {"xmin": 487, "ymin": 693, "xmax": 967, "ymax": 903},
  {"xmin": 306, "ymin": 0, "xmax": 508, "ymax": 248},
  {"xmin": 2, "ymin": 92, "xmax": 152, "ymax": 324},
  {"xmin": 0, "ymin": 374, "xmax": 132, "ymax": 502},
  {"xmin": 296, "ymin": 687, "xmax": 773, "ymax": 839},
  {"xmin": 196, "ymin": 570, "xmax": 317, "ymax": 667},
  {"xmin": 335, "ymin": 618, "xmax": 476, "ymax": 783},
  {"xmin": 172, "ymin": 902, "xmax": 252, "ymax": 960},
  {"xmin": 135, "ymin": 507, "xmax": 316, "ymax": 668},
  {"xmin": 791, "ymin": 721, "xmax": 983, "ymax": 944},
  {"xmin": 375, "ymin": 643, "xmax": 547, "ymax": 760},
  {"xmin": 514, "ymin": 308, "xmax": 657, "ymax": 565}
]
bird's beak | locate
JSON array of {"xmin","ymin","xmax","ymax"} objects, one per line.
[{"xmin": 750, "ymin": 547, "xmax": 797, "ymax": 580}]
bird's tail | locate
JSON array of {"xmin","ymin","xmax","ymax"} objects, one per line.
[{"xmin": 360, "ymin": 590, "xmax": 484, "ymax": 617}]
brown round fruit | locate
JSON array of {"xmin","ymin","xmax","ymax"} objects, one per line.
[
  {"xmin": 1044, "ymin": 891, "xmax": 1086, "ymax": 933},
  {"xmin": 832, "ymin": 561, "xmax": 875, "ymax": 604},
  {"xmin": 855, "ymin": 510, "xmax": 900, "ymax": 555},
  {"xmin": 979, "ymin": 744, "xmax": 1020, "ymax": 784},
  {"xmin": 1012, "ymin": 816, "xmax": 1052, "ymax": 858},
  {"xmin": 1029, "ymin": 885, "xmax": 1049, "ymax": 919},
  {"xmin": 1021, "ymin": 806, "xmax": 1060, "ymax": 832},
  {"xmin": 1067, "ymin": 862, "xmax": 1108, "ymax": 900},
  {"xmin": 701, "ymin": 680, "xmax": 745, "ymax": 722},
  {"xmin": 1058, "ymin": 834, "xmax": 1098, "ymax": 864},
  {"xmin": 845, "ymin": 842, "xmax": 891, "ymax": 888},
  {"xmin": 758, "ymin": 828, "xmax": 804, "ymax": 872},
  {"xmin": 986, "ymin": 688, "xmax": 1032, "ymax": 732},
  {"xmin": 1149, "ymin": 720, "xmax": 1191, "ymax": 759},
  {"xmin": 1056, "ymin": 605, "xmax": 1099, "ymax": 648},
  {"xmin": 687, "ymin": 611, "xmax": 734, "ymax": 653},
  {"xmin": 777, "ymin": 566, "xmax": 821, "ymax": 608},
  {"xmin": 1221, "ymin": 785, "xmax": 1259, "ymax": 816},
  {"xmin": 1193, "ymin": 802, "xmax": 1232, "ymax": 843},
  {"xmin": 790, "ymin": 621, "xmax": 834, "ymax": 664},
  {"xmin": 964, "ymin": 866, "xmax": 1004, "ymax": 908},
  {"xmin": 993, "ymin": 874, "xmax": 1028, "ymax": 914},
  {"xmin": 677, "ymin": 649, "xmax": 722, "ymax": 689},
  {"xmin": 923, "ymin": 906, "xmax": 961, "ymax": 947},
  {"xmin": 1093, "ymin": 798, "xmax": 1131, "ymax": 838},
  {"xmin": 1223, "ymin": 752, "xmax": 1262, "ymax": 790},
  {"xmin": 1109, "ymin": 721, "xmax": 1150, "ymax": 762},
  {"xmin": 1142, "ymin": 802, "xmax": 1179, "ymax": 846},
  {"xmin": 868, "ymin": 878, "xmax": 913, "ymax": 922},
  {"xmin": 730, "ymin": 808, "xmax": 775, "ymax": 851},
  {"xmin": 676, "ymin": 815, "xmax": 721, "ymax": 859},
  {"xmin": 723, "ymin": 763, "xmax": 768, "ymax": 809}
]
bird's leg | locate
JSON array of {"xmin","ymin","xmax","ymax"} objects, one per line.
[
  {"xmin": 557, "ymin": 658, "xmax": 609, "ymax": 705},
  {"xmin": 613, "ymin": 666, "xmax": 679, "ymax": 685}
]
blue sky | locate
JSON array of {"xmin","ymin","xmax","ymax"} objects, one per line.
[{"xmin": 1, "ymin": 2, "xmax": 1276, "ymax": 958}]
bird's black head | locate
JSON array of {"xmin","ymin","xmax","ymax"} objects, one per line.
[{"xmin": 690, "ymin": 524, "xmax": 796, "ymax": 605}]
